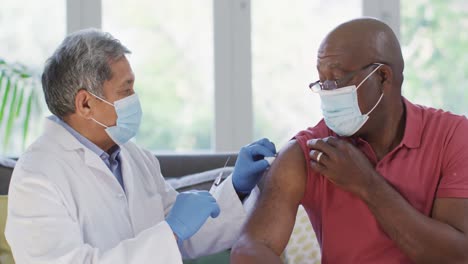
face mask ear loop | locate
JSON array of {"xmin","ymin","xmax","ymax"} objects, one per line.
[
  {"xmin": 88, "ymin": 92, "xmax": 114, "ymax": 107},
  {"xmin": 365, "ymin": 92, "xmax": 384, "ymax": 116},
  {"xmin": 90, "ymin": 118, "xmax": 109, "ymax": 128},
  {"xmin": 356, "ymin": 63, "xmax": 383, "ymax": 90},
  {"xmin": 87, "ymin": 91, "xmax": 114, "ymax": 129},
  {"xmin": 347, "ymin": 86, "xmax": 384, "ymax": 136}
]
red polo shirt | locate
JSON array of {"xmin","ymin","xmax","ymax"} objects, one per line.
[{"xmin": 295, "ymin": 98, "xmax": 468, "ymax": 263}]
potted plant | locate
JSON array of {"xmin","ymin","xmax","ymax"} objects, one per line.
[{"xmin": 0, "ymin": 58, "xmax": 40, "ymax": 153}]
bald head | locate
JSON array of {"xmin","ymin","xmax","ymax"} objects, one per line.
[{"xmin": 318, "ymin": 18, "xmax": 404, "ymax": 87}]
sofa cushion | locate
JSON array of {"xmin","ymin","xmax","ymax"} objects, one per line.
[
  {"xmin": 156, "ymin": 153, "xmax": 237, "ymax": 178},
  {"xmin": 0, "ymin": 158, "xmax": 15, "ymax": 195},
  {"xmin": 0, "ymin": 195, "xmax": 14, "ymax": 264},
  {"xmin": 281, "ymin": 205, "xmax": 321, "ymax": 264},
  {"xmin": 167, "ymin": 167, "xmax": 234, "ymax": 192}
]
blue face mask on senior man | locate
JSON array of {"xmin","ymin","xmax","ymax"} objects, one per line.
[
  {"xmin": 318, "ymin": 63, "xmax": 383, "ymax": 137},
  {"xmin": 89, "ymin": 92, "xmax": 143, "ymax": 145}
]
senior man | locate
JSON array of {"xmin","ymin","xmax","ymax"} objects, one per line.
[
  {"xmin": 232, "ymin": 18, "xmax": 468, "ymax": 264},
  {"xmin": 5, "ymin": 29, "xmax": 276, "ymax": 264}
]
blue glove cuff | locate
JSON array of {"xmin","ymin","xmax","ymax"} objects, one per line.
[
  {"xmin": 166, "ymin": 216, "xmax": 190, "ymax": 241},
  {"xmin": 234, "ymin": 184, "xmax": 253, "ymax": 195}
]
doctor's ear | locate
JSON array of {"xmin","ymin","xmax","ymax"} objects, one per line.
[{"xmin": 74, "ymin": 89, "xmax": 94, "ymax": 118}]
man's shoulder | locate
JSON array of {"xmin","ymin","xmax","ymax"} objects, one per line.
[
  {"xmin": 18, "ymin": 134, "xmax": 65, "ymax": 166},
  {"xmin": 12, "ymin": 139, "xmax": 72, "ymax": 187},
  {"xmin": 408, "ymin": 99, "xmax": 465, "ymax": 124},
  {"xmin": 283, "ymin": 120, "xmax": 332, "ymax": 171},
  {"xmin": 294, "ymin": 119, "xmax": 332, "ymax": 146},
  {"xmin": 417, "ymin": 103, "xmax": 468, "ymax": 134},
  {"xmin": 406, "ymin": 100, "xmax": 468, "ymax": 150}
]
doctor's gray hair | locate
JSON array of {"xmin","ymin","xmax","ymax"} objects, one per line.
[{"xmin": 41, "ymin": 28, "xmax": 131, "ymax": 117}]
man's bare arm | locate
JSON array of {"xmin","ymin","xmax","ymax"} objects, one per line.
[
  {"xmin": 364, "ymin": 177, "xmax": 468, "ymax": 264},
  {"xmin": 231, "ymin": 140, "xmax": 308, "ymax": 263}
]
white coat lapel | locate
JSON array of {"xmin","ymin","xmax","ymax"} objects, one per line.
[
  {"xmin": 82, "ymin": 149, "xmax": 117, "ymax": 179},
  {"xmin": 119, "ymin": 147, "xmax": 141, "ymax": 234},
  {"xmin": 119, "ymin": 148, "xmax": 135, "ymax": 202},
  {"xmin": 43, "ymin": 118, "xmax": 120, "ymax": 183},
  {"xmin": 119, "ymin": 146, "xmax": 168, "ymax": 235}
]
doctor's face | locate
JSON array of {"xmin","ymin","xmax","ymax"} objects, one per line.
[{"xmin": 91, "ymin": 56, "xmax": 136, "ymax": 127}]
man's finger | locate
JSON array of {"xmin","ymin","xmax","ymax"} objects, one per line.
[
  {"xmin": 323, "ymin": 137, "xmax": 349, "ymax": 149},
  {"xmin": 309, "ymin": 149, "xmax": 328, "ymax": 164},
  {"xmin": 309, "ymin": 160, "xmax": 327, "ymax": 174},
  {"xmin": 307, "ymin": 138, "xmax": 336, "ymax": 157},
  {"xmin": 323, "ymin": 136, "xmax": 343, "ymax": 148}
]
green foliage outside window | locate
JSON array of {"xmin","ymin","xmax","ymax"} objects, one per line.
[
  {"xmin": 401, "ymin": 0, "xmax": 468, "ymax": 114},
  {"xmin": 103, "ymin": 0, "xmax": 214, "ymax": 151},
  {"xmin": 0, "ymin": 58, "xmax": 40, "ymax": 153}
]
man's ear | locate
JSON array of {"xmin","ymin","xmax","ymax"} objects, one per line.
[
  {"xmin": 74, "ymin": 89, "xmax": 94, "ymax": 118},
  {"xmin": 379, "ymin": 64, "xmax": 393, "ymax": 90}
]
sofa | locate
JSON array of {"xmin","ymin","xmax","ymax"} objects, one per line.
[{"xmin": 0, "ymin": 154, "xmax": 320, "ymax": 264}]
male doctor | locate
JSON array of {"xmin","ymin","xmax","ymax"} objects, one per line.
[{"xmin": 5, "ymin": 29, "xmax": 276, "ymax": 263}]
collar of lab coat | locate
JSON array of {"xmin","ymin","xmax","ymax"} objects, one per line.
[{"xmin": 42, "ymin": 118, "xmax": 124, "ymax": 181}]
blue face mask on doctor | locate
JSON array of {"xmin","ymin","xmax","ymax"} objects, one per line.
[
  {"xmin": 314, "ymin": 63, "xmax": 384, "ymax": 137},
  {"xmin": 89, "ymin": 92, "xmax": 143, "ymax": 145}
]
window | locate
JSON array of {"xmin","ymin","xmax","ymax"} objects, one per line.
[
  {"xmin": 3, "ymin": 0, "xmax": 466, "ymax": 155},
  {"xmin": 0, "ymin": 0, "xmax": 65, "ymax": 155},
  {"xmin": 252, "ymin": 0, "xmax": 363, "ymax": 147},
  {"xmin": 102, "ymin": 0, "xmax": 214, "ymax": 152},
  {"xmin": 401, "ymin": 0, "xmax": 468, "ymax": 115},
  {"xmin": 0, "ymin": 1, "xmax": 65, "ymax": 70}
]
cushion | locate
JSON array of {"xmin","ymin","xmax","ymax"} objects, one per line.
[
  {"xmin": 167, "ymin": 167, "xmax": 234, "ymax": 192},
  {"xmin": 0, "ymin": 157, "xmax": 15, "ymax": 195},
  {"xmin": 282, "ymin": 205, "xmax": 321, "ymax": 264},
  {"xmin": 157, "ymin": 153, "xmax": 237, "ymax": 179},
  {"xmin": 0, "ymin": 195, "xmax": 14, "ymax": 264}
]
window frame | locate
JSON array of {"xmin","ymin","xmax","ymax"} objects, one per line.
[{"xmin": 67, "ymin": 0, "xmax": 400, "ymax": 152}]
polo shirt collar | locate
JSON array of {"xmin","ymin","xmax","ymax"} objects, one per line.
[
  {"xmin": 344, "ymin": 97, "xmax": 422, "ymax": 149},
  {"xmin": 400, "ymin": 97, "xmax": 423, "ymax": 149}
]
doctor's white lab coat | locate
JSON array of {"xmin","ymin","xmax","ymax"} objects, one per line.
[{"xmin": 5, "ymin": 118, "xmax": 255, "ymax": 264}]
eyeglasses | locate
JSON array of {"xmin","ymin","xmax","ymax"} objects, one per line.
[{"xmin": 308, "ymin": 63, "xmax": 383, "ymax": 92}]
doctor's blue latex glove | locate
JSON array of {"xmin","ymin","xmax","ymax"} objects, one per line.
[
  {"xmin": 166, "ymin": 191, "xmax": 220, "ymax": 241},
  {"xmin": 232, "ymin": 138, "xmax": 276, "ymax": 194}
]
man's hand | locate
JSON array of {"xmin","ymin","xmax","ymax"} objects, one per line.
[
  {"xmin": 307, "ymin": 136, "xmax": 377, "ymax": 196},
  {"xmin": 166, "ymin": 191, "xmax": 220, "ymax": 241},
  {"xmin": 232, "ymin": 138, "xmax": 276, "ymax": 194}
]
